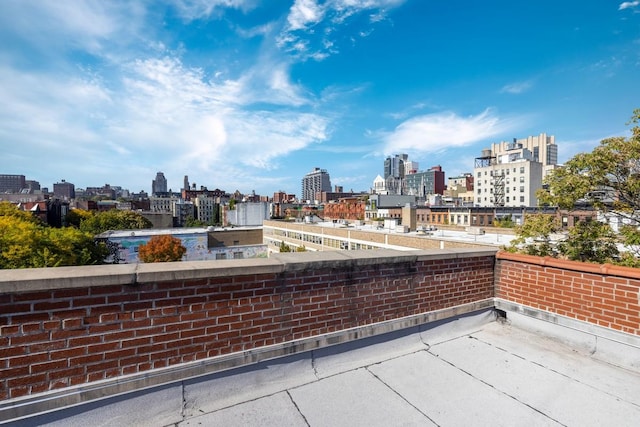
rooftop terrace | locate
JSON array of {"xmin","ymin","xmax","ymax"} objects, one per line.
[
  {"xmin": 13, "ymin": 309, "xmax": 640, "ymax": 427},
  {"xmin": 2, "ymin": 249, "xmax": 640, "ymax": 426}
]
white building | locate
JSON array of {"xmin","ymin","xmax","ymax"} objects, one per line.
[
  {"xmin": 226, "ymin": 202, "xmax": 270, "ymax": 227},
  {"xmin": 372, "ymin": 175, "xmax": 387, "ymax": 194},
  {"xmin": 474, "ymin": 147, "xmax": 543, "ymax": 207},
  {"xmin": 474, "ymin": 134, "xmax": 556, "ymax": 208}
]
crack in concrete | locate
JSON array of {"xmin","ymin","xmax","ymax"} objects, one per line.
[
  {"xmin": 365, "ymin": 366, "xmax": 441, "ymax": 427},
  {"xmin": 471, "ymin": 334, "xmax": 640, "ymax": 411},
  {"xmin": 286, "ymin": 390, "xmax": 311, "ymax": 427},
  {"xmin": 425, "ymin": 346, "xmax": 567, "ymax": 426}
]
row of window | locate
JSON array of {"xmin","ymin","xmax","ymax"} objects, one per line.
[
  {"xmin": 477, "ymin": 166, "xmax": 526, "ymax": 178},
  {"xmin": 476, "ymin": 196, "xmax": 526, "ymax": 203},
  {"xmin": 477, "ymin": 186, "xmax": 526, "ymax": 194}
]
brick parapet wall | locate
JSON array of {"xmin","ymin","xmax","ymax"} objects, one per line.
[
  {"xmin": 496, "ymin": 251, "xmax": 640, "ymax": 336},
  {"xmin": 0, "ymin": 249, "xmax": 496, "ymax": 401}
]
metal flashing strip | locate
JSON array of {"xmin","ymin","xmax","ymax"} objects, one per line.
[{"xmin": 494, "ymin": 298, "xmax": 640, "ymax": 349}]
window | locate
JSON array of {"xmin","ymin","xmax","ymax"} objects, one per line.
[
  {"xmin": 520, "ymin": 186, "xmax": 525, "ymax": 193},
  {"xmin": 233, "ymin": 252, "xmax": 243, "ymax": 259},
  {"xmin": 520, "ymin": 196, "xmax": 525, "ymax": 203},
  {"xmin": 506, "ymin": 197, "xmax": 510, "ymax": 202},
  {"xmin": 216, "ymin": 253, "xmax": 227, "ymax": 260},
  {"xmin": 477, "ymin": 172, "xmax": 481, "ymax": 178},
  {"xmin": 520, "ymin": 166, "xmax": 525, "ymax": 173},
  {"xmin": 519, "ymin": 176, "xmax": 524, "ymax": 183}
]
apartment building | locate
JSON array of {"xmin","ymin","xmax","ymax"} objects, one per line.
[
  {"xmin": 301, "ymin": 167, "xmax": 331, "ymax": 202},
  {"xmin": 474, "ymin": 134, "xmax": 554, "ymax": 207}
]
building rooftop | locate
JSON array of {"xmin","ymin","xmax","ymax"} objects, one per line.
[{"xmin": 15, "ymin": 309, "xmax": 640, "ymax": 427}]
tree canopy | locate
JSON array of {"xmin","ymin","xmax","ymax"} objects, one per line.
[
  {"xmin": 509, "ymin": 109, "xmax": 640, "ymax": 265},
  {"xmin": 138, "ymin": 235, "xmax": 186, "ymax": 263},
  {"xmin": 0, "ymin": 202, "xmax": 107, "ymax": 269},
  {"xmin": 79, "ymin": 209, "xmax": 152, "ymax": 235}
]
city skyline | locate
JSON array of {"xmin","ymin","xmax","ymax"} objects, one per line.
[{"xmin": 1, "ymin": 1, "xmax": 639, "ymax": 196}]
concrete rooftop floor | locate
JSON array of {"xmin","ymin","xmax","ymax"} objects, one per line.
[{"xmin": 10, "ymin": 310, "xmax": 640, "ymax": 427}]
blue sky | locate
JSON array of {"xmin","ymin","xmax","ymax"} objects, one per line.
[{"xmin": 1, "ymin": 1, "xmax": 639, "ymax": 197}]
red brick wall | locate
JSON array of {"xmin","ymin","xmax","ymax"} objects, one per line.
[
  {"xmin": 496, "ymin": 251, "xmax": 640, "ymax": 336},
  {"xmin": 0, "ymin": 253, "xmax": 494, "ymax": 400}
]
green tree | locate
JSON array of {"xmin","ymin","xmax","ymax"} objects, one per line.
[
  {"xmin": 279, "ymin": 241, "xmax": 292, "ymax": 252},
  {"xmin": 138, "ymin": 235, "xmax": 186, "ymax": 263},
  {"xmin": 185, "ymin": 217, "xmax": 207, "ymax": 227},
  {"xmin": 557, "ymin": 220, "xmax": 618, "ymax": 263},
  {"xmin": 0, "ymin": 203, "xmax": 107, "ymax": 269},
  {"xmin": 521, "ymin": 109, "xmax": 640, "ymax": 265},
  {"xmin": 65, "ymin": 208, "xmax": 93, "ymax": 228},
  {"xmin": 493, "ymin": 215, "xmax": 515, "ymax": 228},
  {"xmin": 507, "ymin": 214, "xmax": 560, "ymax": 257},
  {"xmin": 80, "ymin": 210, "xmax": 152, "ymax": 235}
]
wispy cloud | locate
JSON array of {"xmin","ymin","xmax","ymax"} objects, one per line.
[
  {"xmin": 278, "ymin": 0, "xmax": 406, "ymax": 60},
  {"xmin": 168, "ymin": 0, "xmax": 256, "ymax": 21},
  {"xmin": 500, "ymin": 80, "xmax": 534, "ymax": 94},
  {"xmin": 0, "ymin": 1, "xmax": 331, "ymax": 191},
  {"xmin": 619, "ymin": 1, "xmax": 639, "ymax": 11},
  {"xmin": 379, "ymin": 109, "xmax": 521, "ymax": 155}
]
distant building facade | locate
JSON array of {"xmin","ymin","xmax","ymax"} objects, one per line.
[
  {"xmin": 301, "ymin": 168, "xmax": 331, "ymax": 202},
  {"xmin": 152, "ymin": 172, "xmax": 168, "ymax": 196},
  {"xmin": 53, "ymin": 180, "xmax": 75, "ymax": 200},
  {"xmin": 474, "ymin": 146, "xmax": 543, "ymax": 207},
  {"xmin": 0, "ymin": 174, "xmax": 26, "ymax": 193},
  {"xmin": 404, "ymin": 166, "xmax": 445, "ymax": 197}
]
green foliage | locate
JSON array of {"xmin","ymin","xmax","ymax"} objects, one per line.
[
  {"xmin": 557, "ymin": 220, "xmax": 618, "ymax": 263},
  {"xmin": 138, "ymin": 235, "xmax": 186, "ymax": 263},
  {"xmin": 80, "ymin": 210, "xmax": 152, "ymax": 235},
  {"xmin": 296, "ymin": 245, "xmax": 307, "ymax": 252},
  {"xmin": 539, "ymin": 110, "xmax": 640, "ymax": 216},
  {"xmin": 525, "ymin": 109, "xmax": 640, "ymax": 265},
  {"xmin": 0, "ymin": 203, "xmax": 107, "ymax": 269},
  {"xmin": 508, "ymin": 214, "xmax": 560, "ymax": 257},
  {"xmin": 493, "ymin": 215, "xmax": 515, "ymax": 228},
  {"xmin": 184, "ymin": 217, "xmax": 207, "ymax": 227},
  {"xmin": 228, "ymin": 199, "xmax": 236, "ymax": 210},
  {"xmin": 65, "ymin": 208, "xmax": 93, "ymax": 228},
  {"xmin": 279, "ymin": 241, "xmax": 292, "ymax": 252}
]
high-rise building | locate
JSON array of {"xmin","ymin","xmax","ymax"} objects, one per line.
[
  {"xmin": 301, "ymin": 167, "xmax": 331, "ymax": 202},
  {"xmin": 152, "ymin": 172, "xmax": 168, "ymax": 196},
  {"xmin": 383, "ymin": 154, "xmax": 410, "ymax": 195},
  {"xmin": 383, "ymin": 154, "xmax": 408, "ymax": 179},
  {"xmin": 53, "ymin": 180, "xmax": 75, "ymax": 200},
  {"xmin": 474, "ymin": 136, "xmax": 549, "ymax": 207},
  {"xmin": 0, "ymin": 174, "xmax": 26, "ymax": 193}
]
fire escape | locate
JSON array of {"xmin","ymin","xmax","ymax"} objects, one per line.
[{"xmin": 493, "ymin": 169, "xmax": 505, "ymax": 207}]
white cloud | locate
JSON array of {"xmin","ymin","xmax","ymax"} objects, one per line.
[
  {"xmin": 169, "ymin": 0, "xmax": 256, "ymax": 21},
  {"xmin": 287, "ymin": 0, "xmax": 325, "ymax": 31},
  {"xmin": 500, "ymin": 80, "xmax": 534, "ymax": 94},
  {"xmin": 0, "ymin": 1, "xmax": 147, "ymax": 56},
  {"xmin": 619, "ymin": 1, "xmax": 640, "ymax": 11},
  {"xmin": 380, "ymin": 110, "xmax": 520, "ymax": 155},
  {"xmin": 279, "ymin": 0, "xmax": 406, "ymax": 60}
]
